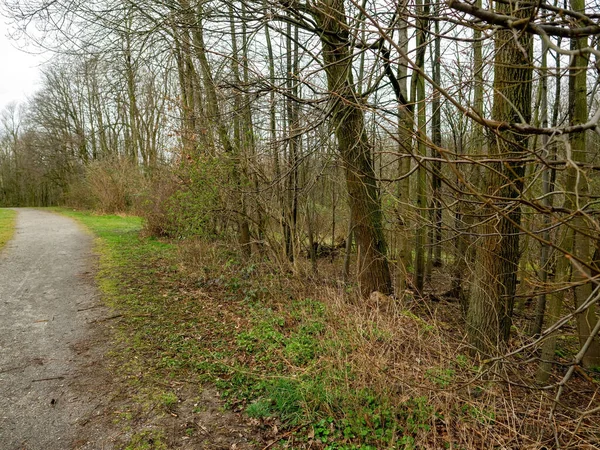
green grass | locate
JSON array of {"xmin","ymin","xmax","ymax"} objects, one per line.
[
  {"xmin": 55, "ymin": 208, "xmax": 440, "ymax": 449},
  {"xmin": 0, "ymin": 208, "xmax": 17, "ymax": 251}
]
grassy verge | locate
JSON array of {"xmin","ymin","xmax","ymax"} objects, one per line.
[
  {"xmin": 55, "ymin": 208, "xmax": 599, "ymax": 450},
  {"xmin": 55, "ymin": 209, "xmax": 181, "ymax": 447},
  {"xmin": 0, "ymin": 208, "xmax": 17, "ymax": 250}
]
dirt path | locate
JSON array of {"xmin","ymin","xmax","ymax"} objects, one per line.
[{"xmin": 0, "ymin": 209, "xmax": 113, "ymax": 450}]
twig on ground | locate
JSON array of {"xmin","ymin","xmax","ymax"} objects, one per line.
[{"xmin": 32, "ymin": 376, "xmax": 65, "ymax": 382}]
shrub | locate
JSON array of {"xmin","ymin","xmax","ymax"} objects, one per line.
[
  {"xmin": 65, "ymin": 156, "xmax": 146, "ymax": 213},
  {"xmin": 139, "ymin": 155, "xmax": 234, "ymax": 238},
  {"xmin": 138, "ymin": 166, "xmax": 181, "ymax": 237}
]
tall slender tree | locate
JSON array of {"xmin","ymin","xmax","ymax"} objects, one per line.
[
  {"xmin": 310, "ymin": 0, "xmax": 393, "ymax": 296},
  {"xmin": 466, "ymin": 0, "xmax": 533, "ymax": 354}
]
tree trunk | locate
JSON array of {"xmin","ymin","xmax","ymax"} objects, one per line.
[
  {"xmin": 412, "ymin": 0, "xmax": 429, "ymax": 293},
  {"xmin": 565, "ymin": 9, "xmax": 600, "ymax": 366},
  {"xmin": 532, "ymin": 37, "xmax": 552, "ymax": 338},
  {"xmin": 431, "ymin": 7, "xmax": 442, "ymax": 269},
  {"xmin": 284, "ymin": 20, "xmax": 300, "ymax": 262},
  {"xmin": 450, "ymin": 0, "xmax": 484, "ymax": 312},
  {"xmin": 396, "ymin": 10, "xmax": 412, "ymax": 293},
  {"xmin": 192, "ymin": 6, "xmax": 251, "ymax": 254},
  {"xmin": 229, "ymin": 5, "xmax": 252, "ymax": 257},
  {"xmin": 311, "ymin": 0, "xmax": 392, "ymax": 296},
  {"xmin": 466, "ymin": 1, "xmax": 532, "ymax": 355}
]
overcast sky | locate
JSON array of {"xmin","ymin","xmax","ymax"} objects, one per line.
[{"xmin": 0, "ymin": 16, "xmax": 47, "ymax": 112}]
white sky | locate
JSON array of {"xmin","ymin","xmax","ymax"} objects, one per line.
[{"xmin": 0, "ymin": 17, "xmax": 47, "ymax": 111}]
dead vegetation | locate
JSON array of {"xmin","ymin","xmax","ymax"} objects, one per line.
[
  {"xmin": 59, "ymin": 210, "xmax": 600, "ymax": 449},
  {"xmin": 169, "ymin": 237, "xmax": 600, "ymax": 449}
]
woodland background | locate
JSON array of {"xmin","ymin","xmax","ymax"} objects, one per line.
[{"xmin": 1, "ymin": 0, "xmax": 600, "ymax": 447}]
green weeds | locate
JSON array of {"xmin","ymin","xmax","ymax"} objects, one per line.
[
  {"xmin": 124, "ymin": 430, "xmax": 167, "ymax": 450},
  {"xmin": 55, "ymin": 208, "xmax": 461, "ymax": 448},
  {"xmin": 425, "ymin": 367, "xmax": 455, "ymax": 388}
]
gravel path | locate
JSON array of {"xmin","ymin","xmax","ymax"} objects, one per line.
[{"xmin": 0, "ymin": 209, "xmax": 112, "ymax": 450}]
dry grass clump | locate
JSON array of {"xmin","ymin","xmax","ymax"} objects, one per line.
[
  {"xmin": 327, "ymin": 294, "xmax": 600, "ymax": 449},
  {"xmin": 85, "ymin": 157, "xmax": 147, "ymax": 213},
  {"xmin": 317, "ymin": 288, "xmax": 600, "ymax": 449}
]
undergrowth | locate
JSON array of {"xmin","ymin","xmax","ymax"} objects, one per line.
[
  {"xmin": 56, "ymin": 209, "xmax": 600, "ymax": 449},
  {"xmin": 0, "ymin": 208, "xmax": 17, "ymax": 251}
]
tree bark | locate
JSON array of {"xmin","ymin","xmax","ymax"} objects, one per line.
[
  {"xmin": 467, "ymin": 1, "xmax": 532, "ymax": 355},
  {"xmin": 565, "ymin": 6, "xmax": 600, "ymax": 366},
  {"xmin": 431, "ymin": 5, "xmax": 442, "ymax": 269},
  {"xmin": 311, "ymin": 0, "xmax": 392, "ymax": 296},
  {"xmin": 412, "ymin": 0, "xmax": 429, "ymax": 293},
  {"xmin": 396, "ymin": 7, "xmax": 412, "ymax": 294}
]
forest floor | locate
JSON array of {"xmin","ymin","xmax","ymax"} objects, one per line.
[
  {"xmin": 58, "ymin": 209, "xmax": 600, "ymax": 449},
  {"xmin": 4, "ymin": 208, "xmax": 598, "ymax": 449}
]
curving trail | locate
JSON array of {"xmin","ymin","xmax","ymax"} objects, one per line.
[{"xmin": 0, "ymin": 209, "xmax": 113, "ymax": 450}]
